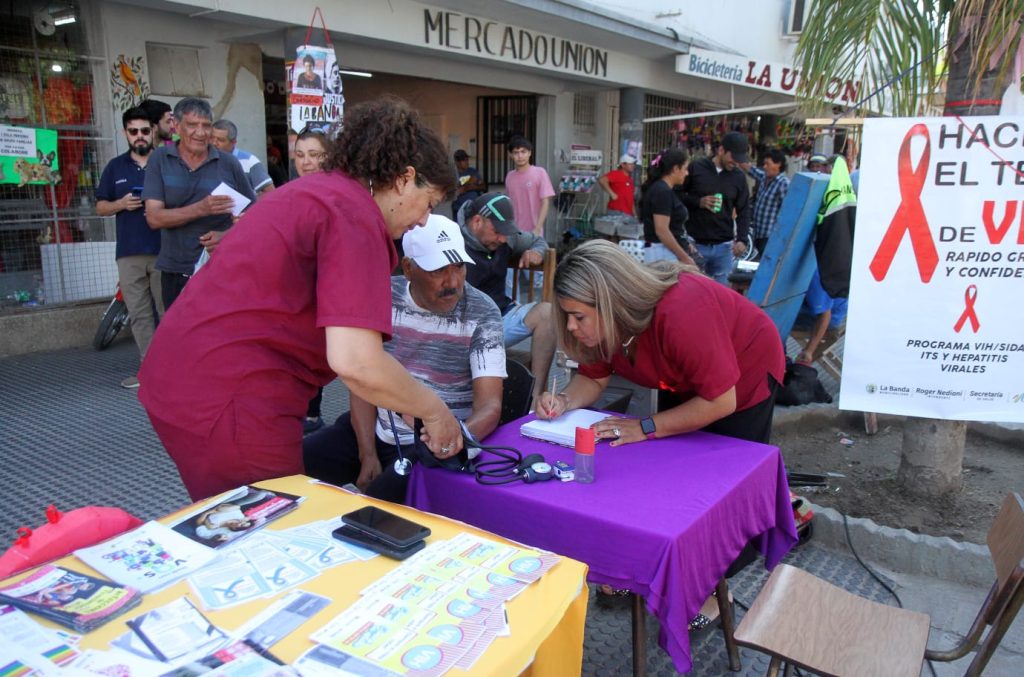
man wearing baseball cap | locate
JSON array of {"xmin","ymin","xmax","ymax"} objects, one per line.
[
  {"xmin": 597, "ymin": 153, "xmax": 638, "ymax": 217},
  {"xmin": 679, "ymin": 130, "xmax": 753, "ymax": 285},
  {"xmin": 807, "ymin": 154, "xmax": 830, "ymax": 173},
  {"xmin": 304, "ymin": 214, "xmax": 505, "ymax": 502},
  {"xmin": 451, "ymin": 149, "xmax": 485, "ymax": 218},
  {"xmin": 457, "ymin": 192, "xmax": 555, "ymax": 407}
]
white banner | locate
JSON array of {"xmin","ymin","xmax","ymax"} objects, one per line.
[{"xmin": 840, "ymin": 116, "xmax": 1024, "ymax": 422}]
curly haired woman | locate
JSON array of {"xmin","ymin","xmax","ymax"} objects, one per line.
[{"xmin": 139, "ymin": 97, "xmax": 463, "ymax": 500}]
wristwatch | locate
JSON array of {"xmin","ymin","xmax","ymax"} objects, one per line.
[{"xmin": 640, "ymin": 416, "xmax": 657, "ymax": 440}]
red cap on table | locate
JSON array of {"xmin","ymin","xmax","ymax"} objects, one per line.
[{"xmin": 575, "ymin": 426, "xmax": 595, "ymax": 454}]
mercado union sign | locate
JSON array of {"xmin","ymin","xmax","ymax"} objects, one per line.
[
  {"xmin": 676, "ymin": 47, "xmax": 862, "ymax": 105},
  {"xmin": 423, "ymin": 9, "xmax": 609, "ymax": 79}
]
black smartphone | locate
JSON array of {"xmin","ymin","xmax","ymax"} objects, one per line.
[
  {"xmin": 332, "ymin": 524, "xmax": 426, "ymax": 561},
  {"xmin": 341, "ymin": 506, "xmax": 430, "ymax": 548},
  {"xmin": 131, "ymin": 186, "xmax": 144, "ymax": 198}
]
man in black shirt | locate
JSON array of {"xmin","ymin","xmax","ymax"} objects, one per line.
[
  {"xmin": 457, "ymin": 192, "xmax": 555, "ymax": 407},
  {"xmin": 679, "ymin": 131, "xmax": 751, "ymax": 284}
]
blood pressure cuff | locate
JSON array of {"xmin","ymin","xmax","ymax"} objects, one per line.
[{"xmin": 412, "ymin": 418, "xmax": 476, "ymax": 472}]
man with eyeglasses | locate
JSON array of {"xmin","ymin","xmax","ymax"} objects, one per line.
[
  {"xmin": 143, "ymin": 97, "xmax": 255, "ymax": 309},
  {"xmin": 96, "ymin": 106, "xmax": 164, "ymax": 388}
]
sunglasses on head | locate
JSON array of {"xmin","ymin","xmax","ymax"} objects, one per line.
[{"xmin": 127, "ymin": 127, "xmax": 152, "ymax": 136}]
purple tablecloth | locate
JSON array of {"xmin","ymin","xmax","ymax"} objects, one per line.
[{"xmin": 407, "ymin": 415, "xmax": 798, "ymax": 673}]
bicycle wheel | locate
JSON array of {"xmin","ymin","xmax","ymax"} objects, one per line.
[{"xmin": 93, "ymin": 299, "xmax": 129, "ymax": 351}]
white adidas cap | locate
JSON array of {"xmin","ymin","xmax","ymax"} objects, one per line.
[{"xmin": 402, "ymin": 214, "xmax": 475, "ymax": 272}]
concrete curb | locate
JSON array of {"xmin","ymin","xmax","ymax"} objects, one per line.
[
  {"xmin": 806, "ymin": 503, "xmax": 993, "ymax": 587},
  {"xmin": 773, "ymin": 404, "xmax": 1017, "ymax": 587}
]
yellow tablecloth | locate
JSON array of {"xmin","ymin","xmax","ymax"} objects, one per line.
[{"xmin": 23, "ymin": 475, "xmax": 589, "ymax": 676}]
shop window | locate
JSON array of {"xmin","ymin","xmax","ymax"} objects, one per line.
[
  {"xmin": 146, "ymin": 43, "xmax": 206, "ymax": 97},
  {"xmin": 0, "ymin": 1, "xmax": 112, "ymax": 312},
  {"xmin": 573, "ymin": 93, "xmax": 595, "ymax": 130}
]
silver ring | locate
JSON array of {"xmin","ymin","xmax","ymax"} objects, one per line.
[
  {"xmin": 612, "ymin": 427, "xmax": 621, "ymax": 438},
  {"xmin": 441, "ymin": 445, "xmax": 452, "ymax": 454}
]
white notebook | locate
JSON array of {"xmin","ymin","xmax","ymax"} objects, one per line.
[{"xmin": 519, "ymin": 409, "xmax": 606, "ymax": 447}]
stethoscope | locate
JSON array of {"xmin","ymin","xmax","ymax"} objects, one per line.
[{"xmin": 386, "ymin": 412, "xmax": 552, "ymax": 485}]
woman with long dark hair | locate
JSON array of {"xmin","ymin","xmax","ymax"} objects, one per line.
[
  {"xmin": 140, "ymin": 97, "xmax": 463, "ymax": 500},
  {"xmin": 640, "ymin": 147, "xmax": 696, "ymax": 265}
]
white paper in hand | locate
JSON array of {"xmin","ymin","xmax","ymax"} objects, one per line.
[{"xmin": 211, "ymin": 182, "xmax": 251, "ymax": 216}]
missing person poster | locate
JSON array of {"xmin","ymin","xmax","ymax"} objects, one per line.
[
  {"xmin": 0, "ymin": 125, "xmax": 59, "ymax": 186},
  {"xmin": 840, "ymin": 116, "xmax": 1024, "ymax": 422},
  {"xmin": 288, "ymin": 44, "xmax": 343, "ymax": 133}
]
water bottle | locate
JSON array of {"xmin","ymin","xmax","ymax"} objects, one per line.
[{"xmin": 574, "ymin": 426, "xmax": 595, "ymax": 483}]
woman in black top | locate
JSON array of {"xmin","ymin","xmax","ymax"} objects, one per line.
[{"xmin": 640, "ymin": 148, "xmax": 696, "ymax": 265}]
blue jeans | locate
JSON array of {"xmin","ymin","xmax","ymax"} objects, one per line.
[
  {"xmin": 502, "ymin": 302, "xmax": 537, "ymax": 346},
  {"xmin": 694, "ymin": 241, "xmax": 734, "ymax": 286}
]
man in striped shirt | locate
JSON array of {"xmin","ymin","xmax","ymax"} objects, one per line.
[
  {"xmin": 747, "ymin": 148, "xmax": 790, "ymax": 256},
  {"xmin": 303, "ymin": 215, "xmax": 506, "ymax": 502}
]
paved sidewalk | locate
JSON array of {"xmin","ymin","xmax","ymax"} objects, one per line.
[{"xmin": 1, "ymin": 339, "xmax": 1020, "ymax": 674}]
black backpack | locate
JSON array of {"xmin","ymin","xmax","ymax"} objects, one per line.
[{"xmin": 776, "ymin": 362, "xmax": 832, "ymax": 406}]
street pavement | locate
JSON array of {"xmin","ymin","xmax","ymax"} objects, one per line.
[{"xmin": 1, "ymin": 337, "xmax": 1020, "ymax": 675}]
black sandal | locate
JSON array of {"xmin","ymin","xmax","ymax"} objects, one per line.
[{"xmin": 596, "ymin": 584, "xmax": 633, "ymax": 609}]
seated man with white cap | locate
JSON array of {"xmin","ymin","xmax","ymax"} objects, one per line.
[
  {"xmin": 303, "ymin": 214, "xmax": 506, "ymax": 503},
  {"xmin": 597, "ymin": 153, "xmax": 638, "ymax": 217}
]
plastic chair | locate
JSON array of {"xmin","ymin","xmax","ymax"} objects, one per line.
[
  {"xmin": 618, "ymin": 239, "xmax": 645, "ymax": 265},
  {"xmin": 734, "ymin": 492, "xmax": 1024, "ymax": 677},
  {"xmin": 500, "ymin": 358, "xmax": 535, "ymax": 425}
]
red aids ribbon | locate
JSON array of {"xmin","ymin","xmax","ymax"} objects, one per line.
[
  {"xmin": 869, "ymin": 124, "xmax": 939, "ymax": 283},
  {"xmin": 953, "ymin": 284, "xmax": 981, "ymax": 333}
]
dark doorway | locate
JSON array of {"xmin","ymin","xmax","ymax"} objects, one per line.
[
  {"xmin": 476, "ymin": 95, "xmax": 537, "ymax": 185},
  {"xmin": 262, "ymin": 55, "xmax": 288, "ymax": 165}
]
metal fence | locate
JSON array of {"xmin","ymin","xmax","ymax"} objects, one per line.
[{"xmin": 1, "ymin": 2, "xmax": 115, "ymax": 315}]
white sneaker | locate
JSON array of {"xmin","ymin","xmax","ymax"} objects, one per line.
[{"xmin": 120, "ymin": 375, "xmax": 140, "ymax": 389}]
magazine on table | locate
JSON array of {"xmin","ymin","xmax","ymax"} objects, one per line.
[
  {"xmin": 73, "ymin": 521, "xmax": 218, "ymax": 594},
  {"xmin": 0, "ymin": 564, "xmax": 141, "ymax": 632},
  {"xmin": 169, "ymin": 485, "xmax": 303, "ymax": 549}
]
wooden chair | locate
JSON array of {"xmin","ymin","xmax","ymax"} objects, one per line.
[
  {"xmin": 510, "ymin": 248, "xmax": 557, "ymax": 304},
  {"xmin": 734, "ymin": 492, "xmax": 1024, "ymax": 677}
]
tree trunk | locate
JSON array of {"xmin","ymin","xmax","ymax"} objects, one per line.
[
  {"xmin": 897, "ymin": 3, "xmax": 1006, "ymax": 497},
  {"xmin": 897, "ymin": 418, "xmax": 967, "ymax": 496}
]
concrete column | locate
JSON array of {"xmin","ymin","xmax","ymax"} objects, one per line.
[{"xmin": 614, "ymin": 87, "xmax": 638, "ymax": 159}]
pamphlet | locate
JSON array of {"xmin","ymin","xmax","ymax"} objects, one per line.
[
  {"xmin": 74, "ymin": 521, "xmax": 218, "ymax": 594},
  {"xmin": 519, "ymin": 408, "xmax": 607, "ymax": 446},
  {"xmin": 0, "ymin": 603, "xmax": 80, "ymax": 667},
  {"xmin": 293, "ymin": 644, "xmax": 400, "ymax": 676},
  {"xmin": 158, "ymin": 639, "xmax": 296, "ymax": 676},
  {"xmin": 170, "ymin": 485, "xmax": 303, "ymax": 549},
  {"xmin": 232, "ymin": 589, "xmax": 331, "ymax": 650},
  {"xmin": 125, "ymin": 597, "xmax": 228, "ymax": 663},
  {"xmin": 0, "ymin": 565, "xmax": 142, "ymax": 632},
  {"xmin": 210, "ymin": 181, "xmax": 251, "ymax": 217}
]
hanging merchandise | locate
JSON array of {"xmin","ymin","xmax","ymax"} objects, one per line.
[{"xmin": 288, "ymin": 7, "xmax": 343, "ymax": 133}]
